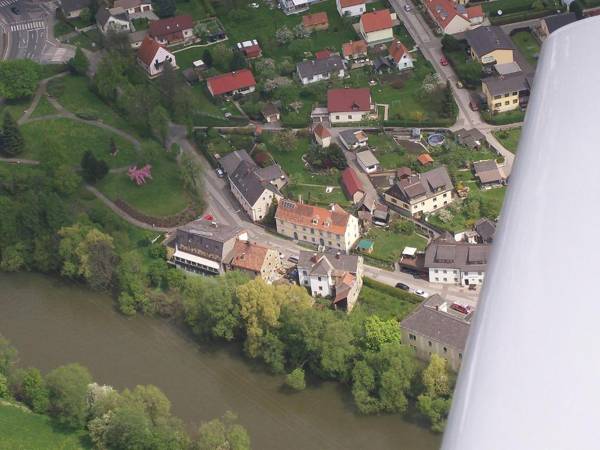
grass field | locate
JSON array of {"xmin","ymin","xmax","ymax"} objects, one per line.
[
  {"xmin": 493, "ymin": 128, "xmax": 521, "ymax": 153},
  {"xmin": 21, "ymin": 118, "xmax": 138, "ymax": 169},
  {"xmin": 364, "ymin": 226, "xmax": 428, "ymax": 264},
  {"xmin": 511, "ymin": 31, "xmax": 540, "ymax": 66},
  {"xmin": 30, "ymin": 95, "xmax": 56, "ymax": 118},
  {"xmin": 96, "ymin": 141, "xmax": 191, "ymax": 217},
  {"xmin": 354, "ymin": 278, "xmax": 422, "ymax": 322},
  {"xmin": 0, "ymin": 97, "xmax": 31, "ymax": 122},
  {"xmin": 0, "ymin": 403, "xmax": 89, "ymax": 450},
  {"xmin": 368, "ymin": 134, "xmax": 414, "ymax": 170}
]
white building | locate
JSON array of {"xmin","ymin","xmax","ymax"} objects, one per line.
[
  {"xmin": 336, "ymin": 0, "xmax": 366, "ymax": 17},
  {"xmin": 356, "ymin": 150, "xmax": 380, "ymax": 174},
  {"xmin": 388, "ymin": 39, "xmax": 414, "ymax": 71},
  {"xmin": 327, "ymin": 88, "xmax": 375, "ymax": 124},
  {"xmin": 96, "ymin": 7, "xmax": 131, "ymax": 35},
  {"xmin": 136, "ymin": 36, "xmax": 177, "ymax": 78},
  {"xmin": 296, "ymin": 55, "xmax": 345, "ymax": 85},
  {"xmin": 424, "ymin": 236, "xmax": 490, "ymax": 286},
  {"xmin": 297, "ymin": 251, "xmax": 364, "ymax": 312}
]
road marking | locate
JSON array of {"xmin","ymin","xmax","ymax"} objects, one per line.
[
  {"xmin": 10, "ymin": 20, "xmax": 45, "ymax": 31},
  {"xmin": 0, "ymin": 0, "xmax": 18, "ymax": 7}
]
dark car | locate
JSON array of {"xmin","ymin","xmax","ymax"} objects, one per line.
[
  {"xmin": 395, "ymin": 282, "xmax": 410, "ymax": 291},
  {"xmin": 10, "ymin": 5, "xmax": 20, "ymax": 14}
]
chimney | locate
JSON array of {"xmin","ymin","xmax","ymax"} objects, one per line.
[
  {"xmin": 336, "ymin": 252, "xmax": 341, "ymax": 259},
  {"xmin": 211, "ymin": 221, "xmax": 217, "ymax": 228}
]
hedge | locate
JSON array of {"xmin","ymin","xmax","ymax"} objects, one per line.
[
  {"xmin": 362, "ymin": 277, "xmax": 423, "ymax": 304},
  {"xmin": 489, "ymin": 9, "xmax": 556, "ymax": 24},
  {"xmin": 482, "ymin": 109, "xmax": 526, "ymax": 125}
]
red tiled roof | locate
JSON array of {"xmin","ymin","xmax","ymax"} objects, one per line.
[
  {"xmin": 467, "ymin": 5, "xmax": 484, "ymax": 18},
  {"xmin": 314, "ymin": 123, "xmax": 331, "ymax": 139},
  {"xmin": 342, "ymin": 40, "xmax": 368, "ymax": 58},
  {"xmin": 149, "ymin": 15, "xmax": 193, "ymax": 38},
  {"xmin": 327, "ymin": 88, "xmax": 372, "ymax": 113},
  {"xmin": 388, "ymin": 39, "xmax": 409, "ymax": 63},
  {"xmin": 360, "ymin": 9, "xmax": 393, "ymax": 33},
  {"xmin": 275, "ymin": 201, "xmax": 351, "ymax": 235},
  {"xmin": 342, "ymin": 167, "xmax": 364, "ymax": 198},
  {"xmin": 207, "ymin": 69, "xmax": 256, "ymax": 96},
  {"xmin": 339, "ymin": 0, "xmax": 365, "ymax": 7},
  {"xmin": 425, "ymin": 0, "xmax": 481, "ymax": 28},
  {"xmin": 302, "ymin": 12, "xmax": 328, "ymax": 27},
  {"xmin": 137, "ymin": 35, "xmax": 164, "ymax": 66},
  {"xmin": 229, "ymin": 240, "xmax": 271, "ymax": 273},
  {"xmin": 418, "ymin": 153, "xmax": 434, "ymax": 165},
  {"xmin": 315, "ymin": 49, "xmax": 333, "ymax": 60},
  {"xmin": 243, "ymin": 44, "xmax": 262, "ymax": 58}
]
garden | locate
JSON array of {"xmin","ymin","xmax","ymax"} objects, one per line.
[
  {"xmin": 362, "ymin": 220, "xmax": 429, "ymax": 265},
  {"xmin": 511, "ymin": 31, "xmax": 540, "ymax": 66},
  {"xmin": 493, "ymin": 127, "xmax": 521, "ymax": 153}
]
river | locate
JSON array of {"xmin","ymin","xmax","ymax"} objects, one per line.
[{"xmin": 0, "ymin": 272, "xmax": 440, "ymax": 450}]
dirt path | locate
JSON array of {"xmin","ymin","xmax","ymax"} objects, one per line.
[{"xmin": 18, "ymin": 72, "xmax": 69, "ymax": 125}]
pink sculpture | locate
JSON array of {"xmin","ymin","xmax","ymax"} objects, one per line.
[{"xmin": 128, "ymin": 164, "xmax": 153, "ymax": 185}]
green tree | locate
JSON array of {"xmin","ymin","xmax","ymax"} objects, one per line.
[
  {"xmin": 441, "ymin": 35, "xmax": 463, "ymax": 52},
  {"xmin": 0, "ymin": 335, "xmax": 17, "ymax": 377},
  {"xmin": 0, "ymin": 59, "xmax": 40, "ymax": 100},
  {"xmin": 362, "ymin": 316, "xmax": 401, "ymax": 351},
  {"xmin": 1, "ymin": 112, "xmax": 25, "ymax": 157},
  {"xmin": 148, "ymin": 105, "xmax": 170, "ymax": 145},
  {"xmin": 80, "ymin": 150, "xmax": 109, "ymax": 183},
  {"xmin": 230, "ymin": 51, "xmax": 248, "ymax": 71},
  {"xmin": 0, "ymin": 373, "xmax": 8, "ymax": 399},
  {"xmin": 202, "ymin": 49, "xmax": 213, "ymax": 67},
  {"xmin": 103, "ymin": 404, "xmax": 155, "ymax": 449},
  {"xmin": 417, "ymin": 394, "xmax": 451, "ymax": 433},
  {"xmin": 20, "ymin": 368, "xmax": 49, "ymax": 413},
  {"xmin": 152, "ymin": 0, "xmax": 176, "ymax": 17},
  {"xmin": 320, "ymin": 319, "xmax": 356, "ymax": 381},
  {"xmin": 46, "ymin": 363, "xmax": 93, "ymax": 429},
  {"xmin": 195, "ymin": 411, "xmax": 250, "ymax": 450},
  {"xmin": 570, "ymin": 0, "xmax": 583, "ymax": 19},
  {"xmin": 285, "ymin": 368, "xmax": 306, "ymax": 391},
  {"xmin": 68, "ymin": 47, "xmax": 89, "ymax": 75},
  {"xmin": 0, "ymin": 243, "xmax": 26, "ymax": 272},
  {"xmin": 422, "ymin": 354, "xmax": 450, "ymax": 397}
]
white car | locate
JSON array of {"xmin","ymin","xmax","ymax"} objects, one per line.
[
  {"xmin": 404, "ymin": 4, "xmax": 412, "ymax": 12},
  {"xmin": 250, "ymin": 2, "xmax": 259, "ymax": 7},
  {"xmin": 415, "ymin": 289, "xmax": 429, "ymax": 298}
]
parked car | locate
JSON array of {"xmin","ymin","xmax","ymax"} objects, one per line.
[
  {"xmin": 469, "ymin": 100, "xmax": 480, "ymax": 111},
  {"xmin": 415, "ymin": 289, "xmax": 429, "ymax": 298},
  {"xmin": 10, "ymin": 5, "xmax": 20, "ymax": 14},
  {"xmin": 456, "ymin": 80, "xmax": 464, "ymax": 89},
  {"xmin": 439, "ymin": 56, "xmax": 448, "ymax": 66},
  {"xmin": 395, "ymin": 282, "xmax": 410, "ymax": 291},
  {"xmin": 401, "ymin": 267, "xmax": 420, "ymax": 277},
  {"xmin": 404, "ymin": 4, "xmax": 412, "ymax": 12},
  {"xmin": 288, "ymin": 255, "xmax": 299, "ymax": 264},
  {"xmin": 216, "ymin": 168, "xmax": 224, "ymax": 178},
  {"xmin": 450, "ymin": 303, "xmax": 470, "ymax": 314}
]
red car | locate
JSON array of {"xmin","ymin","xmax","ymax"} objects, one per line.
[
  {"xmin": 439, "ymin": 56, "xmax": 448, "ymax": 66},
  {"xmin": 450, "ymin": 303, "xmax": 470, "ymax": 314}
]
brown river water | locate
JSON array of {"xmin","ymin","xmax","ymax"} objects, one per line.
[{"xmin": 0, "ymin": 272, "xmax": 440, "ymax": 450}]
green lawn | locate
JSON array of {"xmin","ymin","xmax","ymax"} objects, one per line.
[
  {"xmin": 353, "ymin": 278, "xmax": 422, "ymax": 322},
  {"xmin": 30, "ymin": 95, "xmax": 57, "ymax": 118},
  {"xmin": 483, "ymin": 109, "xmax": 526, "ymax": 125},
  {"xmin": 96, "ymin": 141, "xmax": 191, "ymax": 217},
  {"xmin": 364, "ymin": 226, "xmax": 428, "ymax": 264},
  {"xmin": 65, "ymin": 30, "xmax": 102, "ymax": 51},
  {"xmin": 493, "ymin": 128, "xmax": 521, "ymax": 153},
  {"xmin": 511, "ymin": 31, "xmax": 540, "ymax": 66},
  {"xmin": 0, "ymin": 97, "xmax": 31, "ymax": 122},
  {"xmin": 176, "ymin": 0, "xmax": 214, "ymax": 20},
  {"xmin": 368, "ymin": 134, "xmax": 415, "ymax": 170},
  {"xmin": 482, "ymin": 0, "xmax": 556, "ymax": 15},
  {"xmin": 21, "ymin": 118, "xmax": 138, "ymax": 169},
  {"xmin": 0, "ymin": 403, "xmax": 90, "ymax": 450}
]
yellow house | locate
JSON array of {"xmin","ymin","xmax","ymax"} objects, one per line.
[
  {"xmin": 466, "ymin": 26, "xmax": 514, "ymax": 65},
  {"xmin": 359, "ymin": 9, "xmax": 395, "ymax": 45},
  {"xmin": 482, "ymin": 73, "xmax": 531, "ymax": 114}
]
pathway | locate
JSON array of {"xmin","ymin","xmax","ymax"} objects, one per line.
[{"xmin": 18, "ymin": 71, "xmax": 68, "ymax": 125}]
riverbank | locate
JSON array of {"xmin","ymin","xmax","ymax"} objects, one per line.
[{"xmin": 0, "ymin": 272, "xmax": 440, "ymax": 450}]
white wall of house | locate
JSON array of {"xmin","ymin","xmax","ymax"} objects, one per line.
[
  {"xmin": 316, "ymin": 134, "xmax": 331, "ymax": 148},
  {"xmin": 336, "ymin": 0, "xmax": 366, "ymax": 17},
  {"xmin": 101, "ymin": 17, "xmax": 131, "ymax": 34},
  {"xmin": 360, "ymin": 27, "xmax": 394, "ymax": 45},
  {"xmin": 429, "ymin": 267, "xmax": 460, "ymax": 284},
  {"xmin": 461, "ymin": 270, "xmax": 485, "ymax": 286},
  {"xmin": 299, "ymin": 69, "xmax": 345, "ymax": 85},
  {"xmin": 229, "ymin": 183, "xmax": 280, "ymax": 222},
  {"xmin": 329, "ymin": 110, "xmax": 367, "ymax": 124},
  {"xmin": 395, "ymin": 54, "xmax": 414, "ymax": 71},
  {"xmin": 276, "ymin": 216, "xmax": 359, "ymax": 253},
  {"xmin": 384, "ymin": 189, "xmax": 454, "ymax": 216},
  {"xmin": 442, "ymin": 15, "xmax": 471, "ymax": 35},
  {"xmin": 144, "ymin": 47, "xmax": 177, "ymax": 77}
]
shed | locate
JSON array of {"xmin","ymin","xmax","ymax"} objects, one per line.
[
  {"xmin": 417, "ymin": 153, "xmax": 434, "ymax": 165},
  {"xmin": 357, "ymin": 239, "xmax": 374, "ymax": 253}
]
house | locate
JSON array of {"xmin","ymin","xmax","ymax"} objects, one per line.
[
  {"xmin": 279, "ymin": 0, "xmax": 312, "ymax": 15},
  {"xmin": 455, "ymin": 128, "xmax": 486, "ymax": 149},
  {"xmin": 296, "ymin": 55, "xmax": 345, "ymax": 85},
  {"xmin": 96, "ymin": 7, "xmax": 131, "ymax": 35},
  {"xmin": 149, "ymin": 15, "xmax": 194, "ymax": 46},
  {"xmin": 417, "ymin": 153, "xmax": 434, "ymax": 166},
  {"xmin": 359, "ymin": 9, "xmax": 395, "ymax": 45},
  {"xmin": 539, "ymin": 12, "xmax": 577, "ymax": 40},
  {"xmin": 302, "ymin": 12, "xmax": 329, "ymax": 31},
  {"xmin": 474, "ymin": 218, "xmax": 496, "ymax": 243},
  {"xmin": 59, "ymin": 0, "xmax": 91, "ymax": 19},
  {"xmin": 137, "ymin": 36, "xmax": 177, "ymax": 78},
  {"xmin": 482, "ymin": 72, "xmax": 531, "ymax": 114},
  {"xmin": 336, "ymin": 0, "xmax": 366, "ymax": 17},
  {"xmin": 372, "ymin": 203, "xmax": 390, "ymax": 225},
  {"xmin": 397, "ymin": 166, "xmax": 412, "ymax": 180},
  {"xmin": 400, "ymin": 294, "xmax": 472, "ymax": 371},
  {"xmin": 228, "ymin": 240, "xmax": 282, "ymax": 282},
  {"xmin": 297, "ymin": 251, "xmax": 364, "ymax": 311},
  {"xmin": 384, "ymin": 166, "xmax": 454, "ymax": 216},
  {"xmin": 313, "ymin": 123, "xmax": 332, "ymax": 148},
  {"xmin": 218, "ymin": 149, "xmax": 254, "ymax": 175},
  {"xmin": 342, "ymin": 40, "xmax": 369, "ymax": 68},
  {"xmin": 207, "ymin": 69, "xmax": 257, "ymax": 97},
  {"xmin": 315, "ymin": 49, "xmax": 334, "ymax": 60},
  {"xmin": 373, "ymin": 56, "xmax": 394, "ymax": 73},
  {"xmin": 129, "ymin": 30, "xmax": 147, "ymax": 48},
  {"xmin": 388, "ymin": 39, "xmax": 413, "ymax": 71},
  {"xmin": 327, "ymin": 88, "xmax": 375, "ymax": 124},
  {"xmin": 114, "ymin": 0, "xmax": 153, "ymax": 15},
  {"xmin": 339, "ymin": 129, "xmax": 368, "ymax": 150},
  {"xmin": 356, "ymin": 150, "xmax": 379, "ymax": 174},
  {"xmin": 275, "ymin": 200, "xmax": 361, "ymax": 253},
  {"xmin": 425, "ymin": 0, "xmax": 483, "ymax": 35},
  {"xmin": 425, "ymin": 235, "xmax": 490, "ymax": 286},
  {"xmin": 237, "ymin": 40, "xmax": 262, "ymax": 59},
  {"xmin": 356, "ymin": 239, "xmax": 374, "ymax": 253},
  {"xmin": 473, "ymin": 159, "xmax": 506, "ymax": 188},
  {"xmin": 466, "ymin": 26, "xmax": 515, "ymax": 65},
  {"xmin": 262, "ymin": 103, "xmax": 280, "ymax": 123},
  {"xmin": 341, "ymin": 167, "xmax": 365, "ymax": 204},
  {"xmin": 167, "ymin": 219, "xmax": 248, "ymax": 275}
]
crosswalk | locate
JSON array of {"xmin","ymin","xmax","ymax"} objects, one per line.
[
  {"xmin": 0, "ymin": 0, "xmax": 18, "ymax": 7},
  {"xmin": 10, "ymin": 20, "xmax": 45, "ymax": 31}
]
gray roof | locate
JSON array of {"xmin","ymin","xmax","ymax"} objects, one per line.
[
  {"xmin": 229, "ymin": 161, "xmax": 278, "ymax": 206},
  {"xmin": 339, "ymin": 129, "xmax": 360, "ymax": 147},
  {"xmin": 385, "ymin": 166, "xmax": 453, "ymax": 203},
  {"xmin": 401, "ymin": 294, "xmax": 471, "ymax": 351},
  {"xmin": 544, "ymin": 12, "xmax": 577, "ymax": 34},
  {"xmin": 219, "ymin": 150, "xmax": 254, "ymax": 175},
  {"xmin": 176, "ymin": 220, "xmax": 243, "ymax": 262},
  {"xmin": 483, "ymin": 72, "xmax": 530, "ymax": 97},
  {"xmin": 97, "ymin": 7, "xmax": 129, "ymax": 27},
  {"xmin": 357, "ymin": 150, "xmax": 379, "ymax": 167},
  {"xmin": 466, "ymin": 26, "xmax": 514, "ymax": 57},
  {"xmin": 129, "ymin": 29, "xmax": 147, "ymax": 43},
  {"xmin": 298, "ymin": 251, "xmax": 360, "ymax": 276},
  {"xmin": 455, "ymin": 128, "xmax": 486, "ymax": 148},
  {"xmin": 475, "ymin": 218, "xmax": 496, "ymax": 243},
  {"xmin": 297, "ymin": 55, "xmax": 345, "ymax": 80},
  {"xmin": 60, "ymin": 0, "xmax": 91, "ymax": 13},
  {"xmin": 473, "ymin": 159, "xmax": 504, "ymax": 184},
  {"xmin": 425, "ymin": 238, "xmax": 490, "ymax": 272},
  {"xmin": 255, "ymin": 165, "xmax": 287, "ymax": 184}
]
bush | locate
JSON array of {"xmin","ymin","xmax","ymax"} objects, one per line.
[
  {"xmin": 362, "ymin": 278, "xmax": 422, "ymax": 304},
  {"xmin": 285, "ymin": 368, "xmax": 306, "ymax": 391}
]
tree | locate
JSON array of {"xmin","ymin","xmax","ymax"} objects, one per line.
[
  {"xmin": 0, "ymin": 374, "xmax": 8, "ymax": 399},
  {"xmin": 285, "ymin": 368, "xmax": 306, "ymax": 391},
  {"xmin": 362, "ymin": 316, "xmax": 401, "ymax": 351},
  {"xmin": 442, "ymin": 82, "xmax": 458, "ymax": 119},
  {"xmin": 152, "ymin": 0, "xmax": 176, "ymax": 17},
  {"xmin": 292, "ymin": 23, "xmax": 311, "ymax": 39},
  {"xmin": 20, "ymin": 368, "xmax": 49, "ymax": 413},
  {"xmin": 417, "ymin": 393, "xmax": 451, "ymax": 433},
  {"xmin": 441, "ymin": 35, "xmax": 462, "ymax": 52},
  {"xmin": 0, "ymin": 335, "xmax": 17, "ymax": 377},
  {"xmin": 230, "ymin": 51, "xmax": 248, "ymax": 71},
  {"xmin": 1, "ymin": 112, "xmax": 25, "ymax": 157},
  {"xmin": 103, "ymin": 404, "xmax": 155, "ymax": 449},
  {"xmin": 157, "ymin": 61, "xmax": 178, "ymax": 112},
  {"xmin": 570, "ymin": 0, "xmax": 583, "ymax": 19},
  {"xmin": 148, "ymin": 106, "xmax": 170, "ymax": 145},
  {"xmin": 80, "ymin": 150, "xmax": 109, "ymax": 182},
  {"xmin": 275, "ymin": 26, "xmax": 293, "ymax": 45},
  {"xmin": 319, "ymin": 319, "xmax": 356, "ymax": 381},
  {"xmin": 68, "ymin": 47, "xmax": 89, "ymax": 76},
  {"xmin": 46, "ymin": 363, "xmax": 93, "ymax": 429},
  {"xmin": 422, "ymin": 354, "xmax": 450, "ymax": 398},
  {"xmin": 273, "ymin": 129, "xmax": 297, "ymax": 150},
  {"xmin": 195, "ymin": 411, "xmax": 250, "ymax": 450},
  {"xmin": 202, "ymin": 49, "xmax": 213, "ymax": 67},
  {"xmin": 0, "ymin": 59, "xmax": 40, "ymax": 100}
]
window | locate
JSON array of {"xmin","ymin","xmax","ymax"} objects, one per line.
[
  {"xmin": 455, "ymin": 278, "xmax": 459, "ymax": 282},
  {"xmin": 494, "ymin": 102, "xmax": 501, "ymax": 107},
  {"xmin": 443, "ymin": 193, "xmax": 447, "ymax": 197},
  {"xmin": 493, "ymin": 95, "xmax": 501, "ymax": 100},
  {"xmin": 318, "ymin": 285, "xmax": 322, "ymax": 290},
  {"xmin": 409, "ymin": 334, "xmax": 416, "ymax": 341},
  {"xmin": 443, "ymin": 277, "xmax": 447, "ymax": 282},
  {"xmin": 302, "ymin": 270, "xmax": 307, "ymax": 276},
  {"xmin": 513, "ymin": 99, "xmax": 518, "ymax": 104},
  {"xmin": 459, "ymin": 353, "xmax": 463, "ymax": 359},
  {"xmin": 434, "ymin": 269, "xmax": 438, "ymax": 273},
  {"xmin": 504, "ymin": 93, "xmax": 510, "ymax": 97},
  {"xmin": 443, "ymin": 270, "xmax": 447, "ymax": 274},
  {"xmin": 335, "ymin": 115, "xmax": 340, "ymax": 120},
  {"xmin": 505, "ymin": 101, "xmax": 510, "ymax": 105},
  {"xmin": 435, "ymin": 277, "xmax": 439, "ymax": 281},
  {"xmin": 318, "ymin": 276, "xmax": 322, "ymax": 281},
  {"xmin": 348, "ymin": 115, "xmax": 352, "ymax": 119},
  {"xmin": 512, "ymin": 91, "xmax": 518, "ymax": 96}
]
